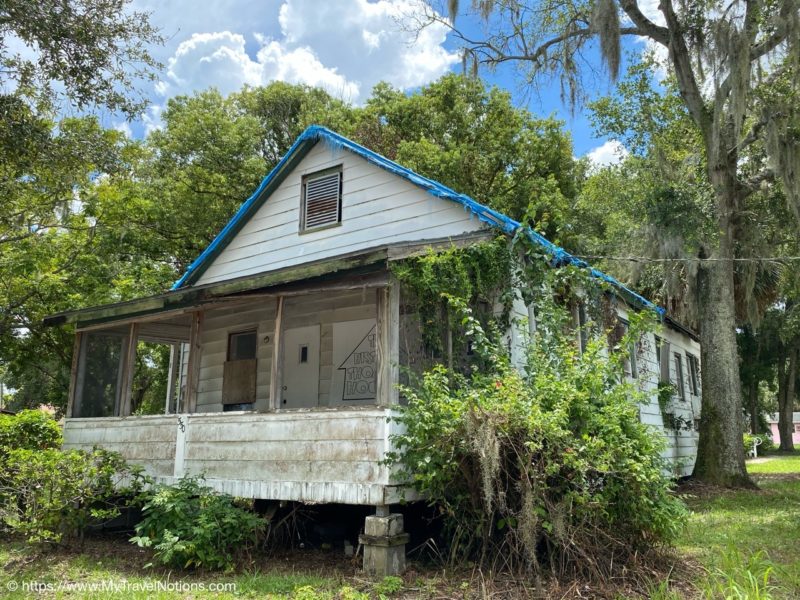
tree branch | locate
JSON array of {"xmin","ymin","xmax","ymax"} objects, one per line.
[
  {"xmin": 750, "ymin": 0, "xmax": 796, "ymax": 60},
  {"xmin": 618, "ymin": 0, "xmax": 670, "ymax": 46},
  {"xmin": 656, "ymin": 0, "xmax": 712, "ymax": 141}
]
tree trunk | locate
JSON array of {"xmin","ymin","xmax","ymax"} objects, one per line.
[
  {"xmin": 692, "ymin": 170, "xmax": 753, "ymax": 486},
  {"xmin": 778, "ymin": 347, "xmax": 797, "ymax": 452}
]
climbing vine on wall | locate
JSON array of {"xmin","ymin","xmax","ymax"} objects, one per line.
[{"xmin": 390, "ymin": 237, "xmax": 514, "ymax": 362}]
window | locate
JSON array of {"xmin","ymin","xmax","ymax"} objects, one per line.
[
  {"xmin": 628, "ymin": 341, "xmax": 639, "ymax": 379},
  {"xmin": 223, "ymin": 330, "xmax": 257, "ymax": 409},
  {"xmin": 686, "ymin": 353, "xmax": 700, "ymax": 395},
  {"xmin": 301, "ymin": 168, "xmax": 342, "ymax": 231},
  {"xmin": 674, "ymin": 353, "xmax": 686, "ymax": 401},
  {"xmin": 228, "ymin": 330, "xmax": 257, "ymax": 361},
  {"xmin": 577, "ymin": 303, "xmax": 588, "ymax": 353},
  {"xmin": 655, "ymin": 335, "xmax": 671, "ymax": 383},
  {"xmin": 617, "ymin": 319, "xmax": 638, "ymax": 379}
]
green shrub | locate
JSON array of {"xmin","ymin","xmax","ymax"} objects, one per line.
[
  {"xmin": 131, "ymin": 476, "xmax": 265, "ymax": 570},
  {"xmin": 0, "ymin": 409, "xmax": 62, "ymax": 454},
  {"xmin": 744, "ymin": 432, "xmax": 775, "ymax": 457},
  {"xmin": 0, "ymin": 447, "xmax": 143, "ymax": 543},
  {"xmin": 387, "ymin": 296, "xmax": 686, "ymax": 577}
]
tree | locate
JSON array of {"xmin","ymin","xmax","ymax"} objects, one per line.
[
  {"xmin": 352, "ymin": 75, "xmax": 579, "ymax": 241},
  {"xmin": 0, "ymin": 0, "xmax": 163, "ymax": 410},
  {"xmin": 433, "ymin": 0, "xmax": 800, "ymax": 486},
  {"xmin": 0, "ymin": 0, "xmax": 162, "ymax": 116}
]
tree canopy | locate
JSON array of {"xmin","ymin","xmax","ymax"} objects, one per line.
[{"xmin": 436, "ymin": 0, "xmax": 800, "ymax": 486}]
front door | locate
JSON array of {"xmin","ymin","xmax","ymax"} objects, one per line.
[{"xmin": 281, "ymin": 324, "xmax": 320, "ymax": 409}]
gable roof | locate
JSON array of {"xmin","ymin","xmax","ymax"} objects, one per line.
[{"xmin": 173, "ymin": 125, "xmax": 665, "ymax": 317}]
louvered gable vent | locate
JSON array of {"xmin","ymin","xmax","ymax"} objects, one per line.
[{"xmin": 303, "ymin": 170, "xmax": 341, "ymax": 230}]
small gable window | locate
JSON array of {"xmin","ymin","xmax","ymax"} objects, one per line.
[{"xmin": 301, "ymin": 167, "xmax": 342, "ymax": 231}]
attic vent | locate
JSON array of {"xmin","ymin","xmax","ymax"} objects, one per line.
[{"xmin": 302, "ymin": 168, "xmax": 342, "ymax": 231}]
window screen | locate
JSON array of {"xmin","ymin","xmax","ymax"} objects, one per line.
[
  {"xmin": 74, "ymin": 333, "xmax": 125, "ymax": 418},
  {"xmin": 302, "ymin": 169, "xmax": 342, "ymax": 230}
]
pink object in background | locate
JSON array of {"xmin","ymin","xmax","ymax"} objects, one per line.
[{"xmin": 767, "ymin": 412, "xmax": 800, "ymax": 445}]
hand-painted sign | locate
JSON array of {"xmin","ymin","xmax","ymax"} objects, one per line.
[{"xmin": 332, "ymin": 319, "xmax": 377, "ymax": 403}]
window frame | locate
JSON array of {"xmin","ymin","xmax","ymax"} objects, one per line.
[
  {"xmin": 686, "ymin": 353, "xmax": 700, "ymax": 395},
  {"xmin": 617, "ymin": 318, "xmax": 638, "ymax": 379},
  {"xmin": 227, "ymin": 329, "xmax": 258, "ymax": 362},
  {"xmin": 300, "ymin": 166, "xmax": 343, "ymax": 233},
  {"xmin": 673, "ymin": 352, "xmax": 686, "ymax": 401}
]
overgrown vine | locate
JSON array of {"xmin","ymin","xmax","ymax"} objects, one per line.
[{"xmin": 386, "ymin": 233, "xmax": 686, "ymax": 580}]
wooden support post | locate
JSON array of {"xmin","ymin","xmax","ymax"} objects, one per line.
[
  {"xmin": 269, "ymin": 296, "xmax": 284, "ymax": 411},
  {"xmin": 185, "ymin": 311, "xmax": 204, "ymax": 414},
  {"xmin": 376, "ymin": 282, "xmax": 399, "ymax": 407},
  {"xmin": 119, "ymin": 323, "xmax": 139, "ymax": 416},
  {"xmin": 165, "ymin": 343, "xmax": 179, "ymax": 414},
  {"xmin": 66, "ymin": 332, "xmax": 83, "ymax": 419}
]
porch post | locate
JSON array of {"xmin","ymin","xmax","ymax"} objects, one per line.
[
  {"xmin": 185, "ymin": 311, "xmax": 204, "ymax": 413},
  {"xmin": 119, "ymin": 322, "xmax": 139, "ymax": 416},
  {"xmin": 269, "ymin": 296, "xmax": 284, "ymax": 410},
  {"xmin": 165, "ymin": 343, "xmax": 180, "ymax": 414},
  {"xmin": 376, "ymin": 281, "xmax": 399, "ymax": 407},
  {"xmin": 66, "ymin": 332, "xmax": 83, "ymax": 418}
]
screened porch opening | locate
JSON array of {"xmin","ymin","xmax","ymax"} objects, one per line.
[{"xmin": 70, "ymin": 315, "xmax": 192, "ymax": 418}]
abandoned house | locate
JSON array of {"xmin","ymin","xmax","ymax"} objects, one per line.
[{"xmin": 45, "ymin": 126, "xmax": 702, "ymax": 574}]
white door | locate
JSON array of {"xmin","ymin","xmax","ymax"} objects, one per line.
[{"xmin": 281, "ymin": 324, "xmax": 320, "ymax": 409}]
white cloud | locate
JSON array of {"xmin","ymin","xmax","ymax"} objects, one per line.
[
  {"xmin": 114, "ymin": 121, "xmax": 134, "ymax": 138},
  {"xmin": 157, "ymin": 32, "xmax": 262, "ymax": 97},
  {"xmin": 153, "ymin": 0, "xmax": 458, "ymax": 104},
  {"xmin": 141, "ymin": 105, "xmax": 164, "ymax": 135},
  {"xmin": 585, "ymin": 140, "xmax": 629, "ymax": 167}
]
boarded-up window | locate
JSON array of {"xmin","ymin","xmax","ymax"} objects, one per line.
[
  {"xmin": 222, "ymin": 330, "xmax": 257, "ymax": 407},
  {"xmin": 301, "ymin": 168, "xmax": 342, "ymax": 231}
]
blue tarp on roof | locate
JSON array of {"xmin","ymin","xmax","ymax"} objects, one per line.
[{"xmin": 172, "ymin": 125, "xmax": 665, "ymax": 316}]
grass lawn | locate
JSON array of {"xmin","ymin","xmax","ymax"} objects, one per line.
[
  {"xmin": 3, "ymin": 456, "xmax": 800, "ymax": 598},
  {"xmin": 671, "ymin": 453, "xmax": 800, "ymax": 599}
]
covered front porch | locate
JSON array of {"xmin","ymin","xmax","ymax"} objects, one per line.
[{"xmin": 51, "ymin": 248, "xmax": 416, "ymax": 506}]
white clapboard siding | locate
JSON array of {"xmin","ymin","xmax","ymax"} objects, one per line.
[
  {"xmin": 195, "ymin": 143, "xmax": 487, "ymax": 285},
  {"xmin": 182, "ymin": 411, "xmax": 388, "ymax": 488},
  {"xmin": 623, "ymin": 316, "xmax": 701, "ymax": 477},
  {"xmin": 63, "ymin": 415, "xmax": 177, "ymax": 478},
  {"xmin": 283, "ymin": 289, "xmax": 377, "ymax": 406},
  {"xmin": 196, "ymin": 301, "xmax": 276, "ymax": 412},
  {"xmin": 62, "ymin": 409, "xmax": 411, "ymax": 505},
  {"xmin": 194, "ymin": 291, "xmax": 377, "ymax": 410}
]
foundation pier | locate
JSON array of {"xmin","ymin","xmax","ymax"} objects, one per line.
[{"xmin": 359, "ymin": 506, "xmax": 408, "ymax": 576}]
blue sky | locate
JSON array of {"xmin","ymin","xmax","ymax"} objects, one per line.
[{"xmin": 121, "ymin": 0, "xmax": 642, "ymax": 164}]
